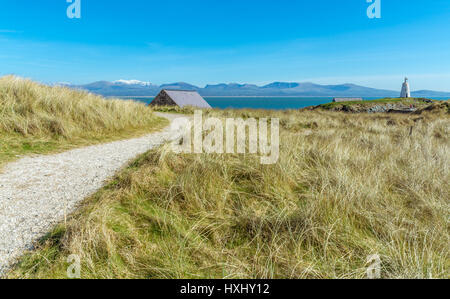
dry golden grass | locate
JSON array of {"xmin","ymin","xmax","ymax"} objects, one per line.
[
  {"xmin": 8, "ymin": 107, "xmax": 450, "ymax": 279},
  {"xmin": 0, "ymin": 76, "xmax": 167, "ymax": 166}
]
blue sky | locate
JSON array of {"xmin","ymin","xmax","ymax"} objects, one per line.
[{"xmin": 1, "ymin": 0, "xmax": 449, "ymax": 91}]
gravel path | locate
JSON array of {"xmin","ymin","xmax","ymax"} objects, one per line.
[{"xmin": 0, "ymin": 113, "xmax": 185, "ymax": 275}]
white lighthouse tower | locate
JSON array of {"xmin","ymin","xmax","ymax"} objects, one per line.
[{"xmin": 400, "ymin": 77, "xmax": 411, "ymax": 98}]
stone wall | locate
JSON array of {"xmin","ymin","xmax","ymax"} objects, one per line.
[{"xmin": 150, "ymin": 90, "xmax": 178, "ymax": 106}]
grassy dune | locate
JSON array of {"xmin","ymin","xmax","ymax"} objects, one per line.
[
  {"xmin": 0, "ymin": 76, "xmax": 167, "ymax": 166},
  {"xmin": 9, "ymin": 107, "xmax": 449, "ymax": 279}
]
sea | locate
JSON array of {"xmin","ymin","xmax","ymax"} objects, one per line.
[{"xmin": 122, "ymin": 96, "xmax": 448, "ymax": 110}]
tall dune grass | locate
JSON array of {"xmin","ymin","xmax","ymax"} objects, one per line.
[
  {"xmin": 0, "ymin": 76, "xmax": 166, "ymax": 165},
  {"xmin": 9, "ymin": 108, "xmax": 449, "ymax": 279}
]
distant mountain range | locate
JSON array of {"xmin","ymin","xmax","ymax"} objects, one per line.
[{"xmin": 66, "ymin": 80, "xmax": 450, "ymax": 98}]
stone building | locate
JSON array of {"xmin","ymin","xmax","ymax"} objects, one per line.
[
  {"xmin": 400, "ymin": 78, "xmax": 411, "ymax": 98},
  {"xmin": 150, "ymin": 89, "xmax": 212, "ymax": 108}
]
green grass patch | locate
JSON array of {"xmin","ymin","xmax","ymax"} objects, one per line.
[{"xmin": 0, "ymin": 117, "xmax": 168, "ymax": 167}]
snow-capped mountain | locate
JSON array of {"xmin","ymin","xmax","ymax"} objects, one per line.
[{"xmin": 113, "ymin": 79, "xmax": 154, "ymax": 87}]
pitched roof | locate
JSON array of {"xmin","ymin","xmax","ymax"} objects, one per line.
[{"xmin": 164, "ymin": 90, "xmax": 212, "ymax": 108}]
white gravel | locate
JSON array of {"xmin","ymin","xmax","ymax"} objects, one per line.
[{"xmin": 0, "ymin": 113, "xmax": 185, "ymax": 276}]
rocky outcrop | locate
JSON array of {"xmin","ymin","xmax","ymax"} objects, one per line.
[{"xmin": 317, "ymin": 98, "xmax": 445, "ymax": 114}]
